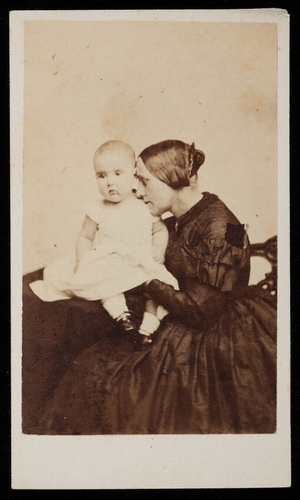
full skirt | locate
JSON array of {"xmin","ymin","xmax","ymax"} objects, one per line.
[{"xmin": 40, "ymin": 286, "xmax": 276, "ymax": 435}]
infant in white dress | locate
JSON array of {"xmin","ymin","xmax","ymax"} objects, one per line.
[{"xmin": 30, "ymin": 140, "xmax": 178, "ymax": 345}]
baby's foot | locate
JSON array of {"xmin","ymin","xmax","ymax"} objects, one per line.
[
  {"xmin": 116, "ymin": 312, "xmax": 143, "ymax": 350},
  {"xmin": 116, "ymin": 312, "xmax": 136, "ymax": 333}
]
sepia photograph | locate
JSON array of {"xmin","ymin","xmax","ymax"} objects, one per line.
[{"xmin": 10, "ymin": 9, "xmax": 290, "ymax": 489}]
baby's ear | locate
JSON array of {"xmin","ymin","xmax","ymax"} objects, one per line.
[{"xmin": 132, "ymin": 174, "xmax": 139, "ymax": 193}]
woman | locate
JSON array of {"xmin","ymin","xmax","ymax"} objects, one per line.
[{"xmin": 40, "ymin": 140, "xmax": 276, "ymax": 435}]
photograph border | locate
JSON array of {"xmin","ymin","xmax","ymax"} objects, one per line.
[{"xmin": 10, "ymin": 8, "xmax": 290, "ymax": 489}]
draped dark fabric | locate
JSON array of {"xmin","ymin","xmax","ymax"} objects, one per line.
[
  {"xmin": 22, "ymin": 271, "xmax": 145, "ymax": 434},
  {"xmin": 22, "ymin": 192, "xmax": 276, "ymax": 434}
]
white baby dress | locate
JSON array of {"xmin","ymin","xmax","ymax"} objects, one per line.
[{"xmin": 30, "ymin": 194, "xmax": 178, "ymax": 302}]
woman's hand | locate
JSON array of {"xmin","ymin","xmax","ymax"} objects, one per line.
[
  {"xmin": 144, "ymin": 279, "xmax": 153, "ymax": 286},
  {"xmin": 151, "ymin": 219, "xmax": 168, "ymax": 265},
  {"xmin": 151, "ymin": 248, "xmax": 165, "ymax": 265}
]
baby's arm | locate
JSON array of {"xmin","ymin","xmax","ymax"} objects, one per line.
[
  {"xmin": 74, "ymin": 215, "xmax": 97, "ymax": 273},
  {"xmin": 151, "ymin": 218, "xmax": 169, "ymax": 265}
]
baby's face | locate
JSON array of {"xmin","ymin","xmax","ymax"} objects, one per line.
[{"xmin": 94, "ymin": 149, "xmax": 135, "ymax": 203}]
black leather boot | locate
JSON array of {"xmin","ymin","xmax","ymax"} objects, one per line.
[
  {"xmin": 116, "ymin": 312, "xmax": 143, "ymax": 350},
  {"xmin": 116, "ymin": 312, "xmax": 136, "ymax": 332}
]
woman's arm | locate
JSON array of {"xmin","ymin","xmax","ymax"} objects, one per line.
[
  {"xmin": 151, "ymin": 218, "xmax": 169, "ymax": 264},
  {"xmin": 147, "ymin": 203, "xmax": 249, "ymax": 328},
  {"xmin": 146, "ymin": 278, "xmax": 228, "ymax": 329},
  {"xmin": 74, "ymin": 215, "xmax": 97, "ymax": 273}
]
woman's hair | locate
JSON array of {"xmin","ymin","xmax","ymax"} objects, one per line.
[{"xmin": 139, "ymin": 140, "xmax": 205, "ymax": 189}]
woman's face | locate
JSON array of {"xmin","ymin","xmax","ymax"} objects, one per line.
[{"xmin": 136, "ymin": 157, "xmax": 176, "ymax": 216}]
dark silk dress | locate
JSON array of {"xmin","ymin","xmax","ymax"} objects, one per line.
[{"xmin": 23, "ymin": 192, "xmax": 276, "ymax": 434}]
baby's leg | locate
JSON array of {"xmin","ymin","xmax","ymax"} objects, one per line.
[
  {"xmin": 144, "ymin": 298, "xmax": 157, "ymax": 316},
  {"xmin": 101, "ymin": 293, "xmax": 137, "ymax": 334},
  {"xmin": 139, "ymin": 299, "xmax": 161, "ymax": 339},
  {"xmin": 156, "ymin": 304, "xmax": 169, "ymax": 321},
  {"xmin": 101, "ymin": 293, "xmax": 129, "ymax": 319}
]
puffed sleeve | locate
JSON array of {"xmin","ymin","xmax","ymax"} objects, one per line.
[
  {"xmin": 176, "ymin": 200, "xmax": 250, "ymax": 292},
  {"xmin": 147, "ymin": 201, "xmax": 250, "ymax": 328},
  {"xmin": 182, "ymin": 217, "xmax": 250, "ymax": 291}
]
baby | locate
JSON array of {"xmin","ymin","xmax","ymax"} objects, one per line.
[{"xmin": 30, "ymin": 140, "xmax": 178, "ymax": 345}]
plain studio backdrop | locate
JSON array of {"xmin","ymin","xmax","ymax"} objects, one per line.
[{"xmin": 23, "ymin": 20, "xmax": 278, "ymax": 282}]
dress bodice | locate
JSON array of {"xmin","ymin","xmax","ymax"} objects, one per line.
[
  {"xmin": 86, "ymin": 195, "xmax": 154, "ymax": 253},
  {"xmin": 164, "ymin": 192, "xmax": 250, "ymax": 292}
]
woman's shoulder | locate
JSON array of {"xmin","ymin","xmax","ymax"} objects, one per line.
[
  {"xmin": 186, "ymin": 192, "xmax": 247, "ymax": 246},
  {"xmin": 201, "ymin": 192, "xmax": 236, "ymax": 218},
  {"xmin": 201, "ymin": 192, "xmax": 243, "ymax": 226}
]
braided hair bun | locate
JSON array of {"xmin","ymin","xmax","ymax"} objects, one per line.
[
  {"xmin": 188, "ymin": 142, "xmax": 205, "ymax": 178},
  {"xmin": 139, "ymin": 140, "xmax": 205, "ymax": 189}
]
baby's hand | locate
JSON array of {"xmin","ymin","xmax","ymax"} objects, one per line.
[{"xmin": 151, "ymin": 249, "xmax": 165, "ymax": 265}]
